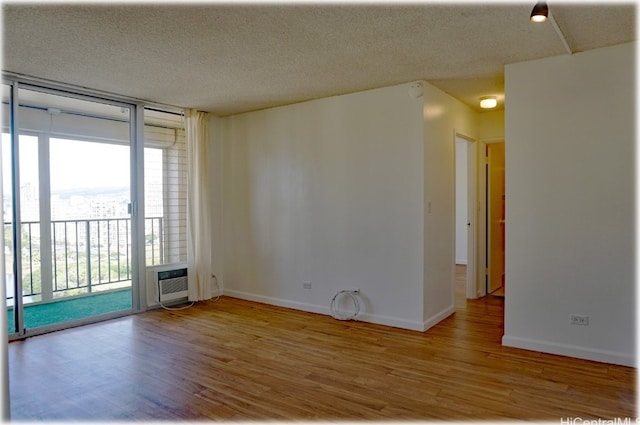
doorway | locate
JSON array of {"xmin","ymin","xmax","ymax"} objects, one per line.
[
  {"xmin": 454, "ymin": 135, "xmax": 477, "ymax": 300},
  {"xmin": 485, "ymin": 142, "xmax": 505, "ymax": 296}
]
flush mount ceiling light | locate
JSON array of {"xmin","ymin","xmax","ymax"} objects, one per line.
[
  {"xmin": 480, "ymin": 96, "xmax": 498, "ymax": 109},
  {"xmin": 530, "ymin": 1, "xmax": 549, "ymax": 22}
]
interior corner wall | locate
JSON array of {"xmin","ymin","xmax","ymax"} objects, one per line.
[
  {"xmin": 209, "ymin": 115, "xmax": 225, "ymax": 293},
  {"xmin": 503, "ymin": 42, "xmax": 636, "ymax": 366},
  {"xmin": 221, "ymin": 83, "xmax": 425, "ymax": 330},
  {"xmin": 422, "ymin": 82, "xmax": 478, "ymax": 330}
]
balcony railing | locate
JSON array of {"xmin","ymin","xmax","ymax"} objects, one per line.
[{"xmin": 5, "ymin": 217, "xmax": 163, "ymax": 302}]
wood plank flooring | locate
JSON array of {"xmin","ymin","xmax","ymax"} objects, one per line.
[{"xmin": 8, "ymin": 266, "xmax": 636, "ymax": 420}]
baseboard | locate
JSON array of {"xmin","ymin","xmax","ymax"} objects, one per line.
[
  {"xmin": 422, "ymin": 304, "xmax": 455, "ymax": 332},
  {"xmin": 223, "ymin": 289, "xmax": 425, "ymax": 332},
  {"xmin": 455, "ymin": 260, "xmax": 467, "ymax": 265},
  {"xmin": 357, "ymin": 311, "xmax": 425, "ymax": 332},
  {"xmin": 223, "ymin": 289, "xmax": 329, "ymax": 316},
  {"xmin": 502, "ymin": 335, "xmax": 635, "ymax": 367}
]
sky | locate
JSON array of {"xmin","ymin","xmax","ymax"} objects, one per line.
[
  {"xmin": 49, "ymin": 137, "xmax": 130, "ymax": 192},
  {"xmin": 1, "ymin": 134, "xmax": 163, "ymax": 194}
]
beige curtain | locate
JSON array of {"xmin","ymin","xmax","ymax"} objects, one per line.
[{"xmin": 185, "ymin": 109, "xmax": 213, "ymax": 301}]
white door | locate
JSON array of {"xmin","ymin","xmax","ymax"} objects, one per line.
[{"xmin": 465, "ymin": 139, "xmax": 477, "ymax": 298}]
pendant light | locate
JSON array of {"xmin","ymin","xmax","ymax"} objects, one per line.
[
  {"xmin": 529, "ymin": 1, "xmax": 573, "ymax": 54},
  {"xmin": 530, "ymin": 1, "xmax": 549, "ymax": 22}
]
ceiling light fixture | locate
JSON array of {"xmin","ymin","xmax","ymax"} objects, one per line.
[
  {"xmin": 530, "ymin": 1, "xmax": 548, "ymax": 22},
  {"xmin": 480, "ymin": 96, "xmax": 498, "ymax": 109},
  {"xmin": 529, "ymin": 1, "xmax": 573, "ymax": 54}
]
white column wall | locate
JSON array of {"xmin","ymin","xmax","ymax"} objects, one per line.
[
  {"xmin": 222, "ymin": 83, "xmax": 425, "ymax": 330},
  {"xmin": 503, "ymin": 42, "xmax": 636, "ymax": 366},
  {"xmin": 422, "ymin": 82, "xmax": 478, "ymax": 329}
]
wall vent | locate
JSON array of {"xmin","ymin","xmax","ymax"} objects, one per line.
[
  {"xmin": 147, "ymin": 263, "xmax": 188, "ymax": 305},
  {"xmin": 157, "ymin": 267, "xmax": 188, "ymax": 302}
]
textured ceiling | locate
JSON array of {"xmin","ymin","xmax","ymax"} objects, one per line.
[{"xmin": 2, "ymin": 2, "xmax": 636, "ymax": 116}]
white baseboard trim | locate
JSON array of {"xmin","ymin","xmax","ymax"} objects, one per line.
[
  {"xmin": 223, "ymin": 289, "xmax": 425, "ymax": 332},
  {"xmin": 223, "ymin": 289, "xmax": 329, "ymax": 316},
  {"xmin": 455, "ymin": 260, "xmax": 467, "ymax": 265},
  {"xmin": 502, "ymin": 335, "xmax": 635, "ymax": 367},
  {"xmin": 357, "ymin": 311, "xmax": 425, "ymax": 332},
  {"xmin": 422, "ymin": 304, "xmax": 455, "ymax": 332}
]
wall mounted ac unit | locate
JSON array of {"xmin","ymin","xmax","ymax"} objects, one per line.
[{"xmin": 147, "ymin": 263, "xmax": 188, "ymax": 306}]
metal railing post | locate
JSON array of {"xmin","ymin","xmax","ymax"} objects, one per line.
[
  {"xmin": 158, "ymin": 218, "xmax": 164, "ymax": 264},
  {"xmin": 85, "ymin": 220, "xmax": 91, "ymax": 293}
]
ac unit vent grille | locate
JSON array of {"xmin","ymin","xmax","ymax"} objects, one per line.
[{"xmin": 157, "ymin": 267, "xmax": 188, "ymax": 302}]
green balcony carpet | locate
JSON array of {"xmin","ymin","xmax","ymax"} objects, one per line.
[{"xmin": 7, "ymin": 289, "xmax": 132, "ymax": 332}]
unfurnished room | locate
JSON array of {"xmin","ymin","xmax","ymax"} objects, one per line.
[{"xmin": 0, "ymin": 1, "xmax": 637, "ymax": 421}]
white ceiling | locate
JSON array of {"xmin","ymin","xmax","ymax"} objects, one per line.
[{"xmin": 2, "ymin": 2, "xmax": 636, "ymax": 116}]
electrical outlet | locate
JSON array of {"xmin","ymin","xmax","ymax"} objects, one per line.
[
  {"xmin": 570, "ymin": 314, "xmax": 589, "ymax": 326},
  {"xmin": 303, "ymin": 281, "xmax": 312, "ymax": 289}
]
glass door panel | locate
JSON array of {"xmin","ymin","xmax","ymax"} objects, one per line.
[
  {"xmin": 16, "ymin": 87, "xmax": 133, "ymax": 332},
  {"xmin": 143, "ymin": 108, "xmax": 187, "ymax": 267},
  {"xmin": 2, "ymin": 83, "xmax": 16, "ymax": 335},
  {"xmin": 49, "ymin": 138, "xmax": 132, "ymax": 297}
]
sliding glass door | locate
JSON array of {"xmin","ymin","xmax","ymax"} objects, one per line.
[
  {"xmin": 4, "ymin": 82, "xmax": 139, "ymax": 336},
  {"xmin": 2, "ymin": 83, "xmax": 15, "ymax": 336}
]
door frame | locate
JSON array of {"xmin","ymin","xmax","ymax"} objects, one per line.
[
  {"xmin": 4, "ymin": 77, "xmax": 144, "ymax": 339},
  {"xmin": 478, "ymin": 138, "xmax": 505, "ymax": 298}
]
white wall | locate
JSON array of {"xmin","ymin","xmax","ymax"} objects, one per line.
[
  {"xmin": 455, "ymin": 138, "xmax": 468, "ymax": 264},
  {"xmin": 222, "ymin": 83, "xmax": 426, "ymax": 330},
  {"xmin": 422, "ymin": 82, "xmax": 478, "ymax": 328},
  {"xmin": 479, "ymin": 110, "xmax": 505, "ymax": 141},
  {"xmin": 503, "ymin": 42, "xmax": 636, "ymax": 366}
]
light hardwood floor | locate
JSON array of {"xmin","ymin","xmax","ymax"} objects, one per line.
[{"xmin": 8, "ymin": 266, "xmax": 636, "ymax": 420}]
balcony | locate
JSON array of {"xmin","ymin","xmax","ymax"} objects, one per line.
[{"xmin": 6, "ymin": 216, "xmax": 164, "ymax": 331}]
